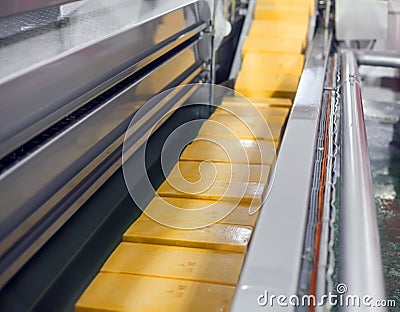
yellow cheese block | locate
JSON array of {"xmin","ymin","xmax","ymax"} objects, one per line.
[
  {"xmin": 123, "ymin": 215, "xmax": 252, "ymax": 253},
  {"xmin": 235, "ymin": 70, "xmax": 299, "ymax": 92},
  {"xmin": 256, "ymin": 0, "xmax": 315, "ymax": 14},
  {"xmin": 242, "ymin": 36, "xmax": 303, "ymax": 55},
  {"xmin": 255, "ymin": 1, "xmax": 310, "ymax": 12},
  {"xmin": 143, "ymin": 196, "xmax": 260, "ymax": 227},
  {"xmin": 76, "ymin": 272, "xmax": 235, "ymax": 312},
  {"xmin": 101, "ymin": 242, "xmax": 244, "ymax": 286},
  {"xmin": 254, "ymin": 4, "xmax": 310, "ymax": 23},
  {"xmin": 209, "ymin": 113, "xmax": 285, "ymax": 130},
  {"xmin": 180, "ymin": 137, "xmax": 276, "ymax": 165},
  {"xmin": 248, "ymin": 21, "xmax": 308, "ymax": 49},
  {"xmin": 257, "ymin": 0, "xmax": 312, "ymax": 3},
  {"xmin": 221, "ymin": 96, "xmax": 292, "ymax": 108},
  {"xmin": 199, "ymin": 118, "xmax": 283, "ymax": 141},
  {"xmin": 214, "ymin": 104, "xmax": 290, "ymax": 119},
  {"xmin": 235, "ymin": 71, "xmax": 299, "ymax": 99},
  {"xmin": 157, "ymin": 178, "xmax": 265, "ymax": 206},
  {"xmin": 168, "ymin": 161, "xmax": 270, "ymax": 183},
  {"xmin": 241, "ymin": 52, "xmax": 304, "ymax": 77}
]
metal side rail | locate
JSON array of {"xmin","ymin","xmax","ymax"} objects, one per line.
[
  {"xmin": 355, "ymin": 50, "xmax": 400, "ymax": 68},
  {"xmin": 339, "ymin": 51, "xmax": 387, "ymax": 311},
  {"xmin": 228, "ymin": 0, "xmax": 256, "ymax": 80},
  {"xmin": 230, "ymin": 23, "xmax": 333, "ymax": 312}
]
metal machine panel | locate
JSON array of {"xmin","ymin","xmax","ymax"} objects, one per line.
[
  {"xmin": 0, "ymin": 0, "xmax": 211, "ymax": 288},
  {"xmin": 0, "ymin": 0, "xmax": 80, "ymax": 18},
  {"xmin": 336, "ymin": 0, "xmax": 388, "ymax": 40},
  {"xmin": 0, "ymin": 49, "xmax": 205, "ymax": 288},
  {"xmin": 0, "ymin": 0, "xmax": 210, "ymax": 159}
]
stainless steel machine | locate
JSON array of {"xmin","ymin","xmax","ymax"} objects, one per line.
[{"xmin": 0, "ymin": 1, "xmax": 397, "ymax": 311}]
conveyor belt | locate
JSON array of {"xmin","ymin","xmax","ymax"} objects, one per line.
[{"xmin": 76, "ymin": 0, "xmax": 313, "ymax": 310}]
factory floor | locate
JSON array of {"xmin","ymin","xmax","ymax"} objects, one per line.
[
  {"xmin": 359, "ymin": 2, "xmax": 400, "ymax": 307},
  {"xmin": 361, "ymin": 64, "xmax": 400, "ymax": 307}
]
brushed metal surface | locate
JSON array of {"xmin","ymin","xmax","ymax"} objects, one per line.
[
  {"xmin": 0, "ymin": 0, "xmax": 211, "ymax": 288},
  {"xmin": 339, "ymin": 51, "xmax": 387, "ymax": 312},
  {"xmin": 0, "ymin": 0, "xmax": 209, "ymax": 159},
  {"xmin": 336, "ymin": 0, "xmax": 388, "ymax": 40},
  {"xmin": 0, "ymin": 0, "xmax": 79, "ymax": 18}
]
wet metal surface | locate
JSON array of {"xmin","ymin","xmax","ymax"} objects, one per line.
[
  {"xmin": 362, "ymin": 66, "xmax": 400, "ymax": 308},
  {"xmin": 366, "ymin": 117, "xmax": 400, "ymax": 308}
]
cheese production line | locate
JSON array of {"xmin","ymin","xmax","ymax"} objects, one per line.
[{"xmin": 0, "ymin": 0, "xmax": 398, "ymax": 311}]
